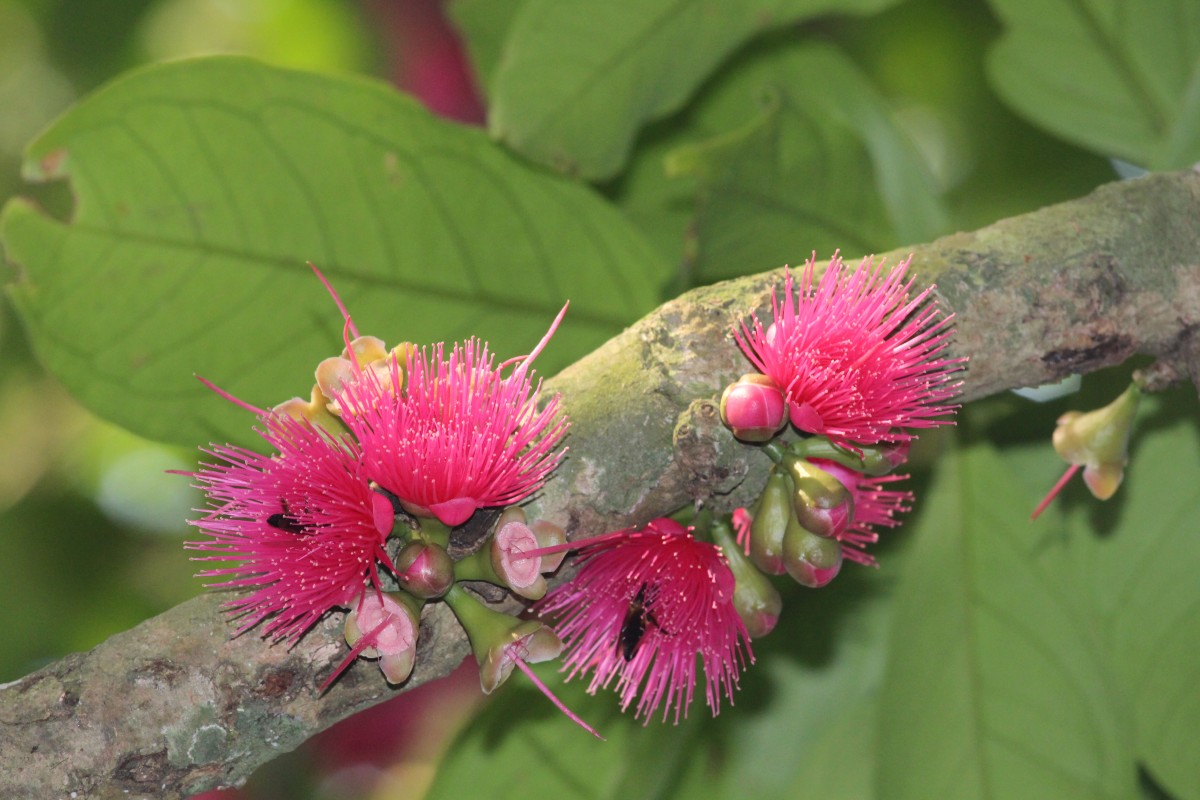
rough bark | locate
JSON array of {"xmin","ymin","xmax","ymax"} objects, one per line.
[{"xmin": 2, "ymin": 169, "xmax": 1198, "ymax": 799}]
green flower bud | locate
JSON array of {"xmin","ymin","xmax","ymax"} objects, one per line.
[
  {"xmin": 711, "ymin": 520, "xmax": 782, "ymax": 638},
  {"xmin": 748, "ymin": 468, "xmax": 795, "ymax": 575},
  {"xmin": 784, "ymin": 456, "xmax": 854, "ymax": 539},
  {"xmin": 796, "ymin": 437, "xmax": 910, "ymax": 476},
  {"xmin": 782, "ymin": 514, "xmax": 843, "ymax": 588},
  {"xmin": 1052, "ymin": 383, "xmax": 1140, "ymax": 500}
]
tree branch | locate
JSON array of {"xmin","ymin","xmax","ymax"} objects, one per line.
[{"xmin": 3, "ymin": 169, "xmax": 1198, "ymax": 799}]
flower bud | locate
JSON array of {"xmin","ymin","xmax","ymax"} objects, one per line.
[
  {"xmin": 720, "ymin": 374, "xmax": 788, "ymax": 442},
  {"xmin": 1032, "ymin": 383, "xmax": 1142, "ymax": 519},
  {"xmin": 789, "ymin": 437, "xmax": 908, "ymax": 477},
  {"xmin": 782, "ymin": 513, "xmax": 843, "ymax": 588},
  {"xmin": 784, "ymin": 456, "xmax": 854, "ymax": 539},
  {"xmin": 395, "ymin": 540, "xmax": 455, "ymax": 599},
  {"xmin": 747, "ymin": 468, "xmax": 795, "ymax": 575},
  {"xmin": 711, "ymin": 520, "xmax": 781, "ymax": 638},
  {"xmin": 858, "ymin": 441, "xmax": 910, "ymax": 476},
  {"xmin": 343, "ymin": 591, "xmax": 421, "ymax": 685},
  {"xmin": 1052, "ymin": 383, "xmax": 1140, "ymax": 500}
]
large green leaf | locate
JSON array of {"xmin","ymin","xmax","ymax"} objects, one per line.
[
  {"xmin": 1076, "ymin": 393, "xmax": 1200, "ymax": 800},
  {"xmin": 1, "ymin": 57, "xmax": 667, "ymax": 448},
  {"xmin": 488, "ymin": 0, "xmax": 902, "ymax": 180},
  {"xmin": 447, "ymin": 0, "xmax": 525, "ymax": 101},
  {"xmin": 877, "ymin": 418, "xmax": 1141, "ymax": 798},
  {"xmin": 962, "ymin": 387, "xmax": 1200, "ymax": 800},
  {"xmin": 720, "ymin": 565, "xmax": 901, "ymax": 800},
  {"xmin": 666, "ymin": 42, "xmax": 948, "ymax": 284},
  {"xmin": 987, "ymin": 0, "xmax": 1200, "ymax": 169},
  {"xmin": 427, "ymin": 662, "xmax": 727, "ymax": 800}
]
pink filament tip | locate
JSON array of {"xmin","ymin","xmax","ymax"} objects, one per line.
[
  {"xmin": 195, "ymin": 375, "xmax": 268, "ymax": 417},
  {"xmin": 1031, "ymin": 463, "xmax": 1081, "ymax": 520},
  {"xmin": 319, "ymin": 617, "xmax": 391, "ymax": 694},
  {"xmin": 512, "ymin": 658, "xmax": 604, "ymax": 740},
  {"xmin": 309, "ymin": 262, "xmax": 360, "ymax": 341}
]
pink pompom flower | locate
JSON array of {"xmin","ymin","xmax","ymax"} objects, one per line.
[
  {"xmin": 186, "ymin": 413, "xmax": 397, "ymax": 642},
  {"xmin": 532, "ymin": 518, "xmax": 753, "ymax": 724},
  {"xmin": 735, "ymin": 254, "xmax": 963, "ymax": 448},
  {"xmin": 335, "ymin": 307, "xmax": 569, "ymax": 528}
]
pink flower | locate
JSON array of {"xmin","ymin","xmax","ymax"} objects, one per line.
[
  {"xmin": 811, "ymin": 458, "xmax": 912, "ymax": 567},
  {"xmin": 533, "ymin": 519, "xmax": 753, "ymax": 723},
  {"xmin": 735, "ymin": 254, "xmax": 963, "ymax": 447},
  {"xmin": 186, "ymin": 414, "xmax": 396, "ymax": 642},
  {"xmin": 335, "ymin": 308, "xmax": 569, "ymax": 528}
]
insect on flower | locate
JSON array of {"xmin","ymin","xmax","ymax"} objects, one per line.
[
  {"xmin": 620, "ymin": 584, "xmax": 659, "ymax": 662},
  {"xmin": 532, "ymin": 518, "xmax": 752, "ymax": 723},
  {"xmin": 266, "ymin": 501, "xmax": 306, "ymax": 534}
]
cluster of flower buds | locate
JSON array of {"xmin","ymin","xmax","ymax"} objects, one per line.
[
  {"xmin": 711, "ymin": 253, "xmax": 963, "ymax": 641},
  {"xmin": 731, "ymin": 441, "xmax": 912, "ymax": 591},
  {"xmin": 185, "ymin": 266, "xmax": 604, "ymax": 736}
]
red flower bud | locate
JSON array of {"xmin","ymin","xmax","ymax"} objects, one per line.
[
  {"xmin": 395, "ymin": 540, "xmax": 455, "ymax": 599},
  {"xmin": 720, "ymin": 374, "xmax": 788, "ymax": 442}
]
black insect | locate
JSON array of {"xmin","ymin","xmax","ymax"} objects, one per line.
[
  {"xmin": 620, "ymin": 584, "xmax": 660, "ymax": 662},
  {"xmin": 266, "ymin": 501, "xmax": 305, "ymax": 534}
]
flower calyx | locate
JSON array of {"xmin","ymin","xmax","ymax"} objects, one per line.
[
  {"xmin": 453, "ymin": 507, "xmax": 564, "ymax": 600},
  {"xmin": 322, "ymin": 590, "xmax": 422, "ymax": 690},
  {"xmin": 1032, "ymin": 382, "xmax": 1141, "ymax": 519}
]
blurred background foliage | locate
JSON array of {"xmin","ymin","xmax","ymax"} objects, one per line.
[{"xmin": 0, "ymin": 0, "xmax": 1172, "ymax": 798}]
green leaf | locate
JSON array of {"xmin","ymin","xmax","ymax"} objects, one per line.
[
  {"xmin": 721, "ymin": 565, "xmax": 901, "ymax": 800},
  {"xmin": 1, "ymin": 57, "xmax": 667, "ymax": 448},
  {"xmin": 427, "ymin": 663, "xmax": 727, "ymax": 800},
  {"xmin": 877, "ymin": 424, "xmax": 1138, "ymax": 799},
  {"xmin": 603, "ymin": 119, "xmax": 700, "ymax": 288},
  {"xmin": 986, "ymin": 0, "xmax": 1200, "ymax": 169},
  {"xmin": 488, "ymin": 0, "xmax": 903, "ymax": 180},
  {"xmin": 1074, "ymin": 392, "xmax": 1200, "ymax": 800},
  {"xmin": 666, "ymin": 42, "xmax": 948, "ymax": 284},
  {"xmin": 447, "ymin": 0, "xmax": 525, "ymax": 101},
  {"xmin": 963, "ymin": 384, "xmax": 1200, "ymax": 800}
]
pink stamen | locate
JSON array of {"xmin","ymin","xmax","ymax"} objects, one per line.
[
  {"xmin": 509, "ymin": 302, "xmax": 569, "ymax": 376},
  {"xmin": 731, "ymin": 508, "xmax": 753, "ymax": 556},
  {"xmin": 510, "ymin": 528, "xmax": 634, "ymax": 562},
  {"xmin": 512, "ymin": 658, "xmax": 604, "ymax": 740},
  {"xmin": 309, "ymin": 262, "xmax": 360, "ymax": 340},
  {"xmin": 319, "ymin": 617, "xmax": 391, "ymax": 693},
  {"xmin": 1031, "ymin": 463, "xmax": 1081, "ymax": 520},
  {"xmin": 195, "ymin": 375, "xmax": 268, "ymax": 417}
]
